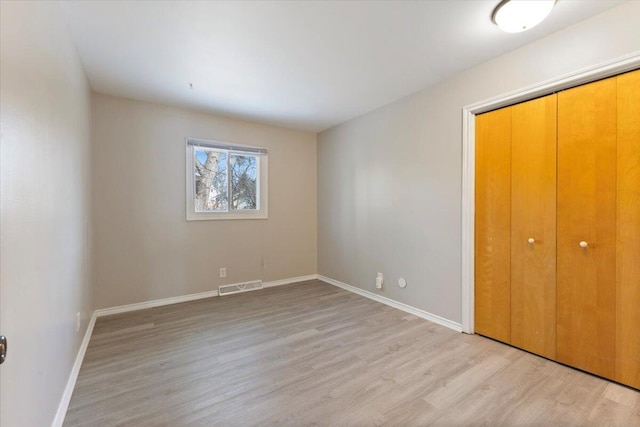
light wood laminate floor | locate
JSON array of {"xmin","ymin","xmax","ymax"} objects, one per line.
[{"xmin": 64, "ymin": 280, "xmax": 640, "ymax": 426}]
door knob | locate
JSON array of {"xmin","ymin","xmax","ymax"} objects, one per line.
[
  {"xmin": 0, "ymin": 335, "xmax": 6, "ymax": 365},
  {"xmin": 579, "ymin": 241, "xmax": 588, "ymax": 248},
  {"xmin": 528, "ymin": 238, "xmax": 535, "ymax": 244}
]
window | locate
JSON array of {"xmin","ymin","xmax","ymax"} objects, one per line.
[{"xmin": 186, "ymin": 138, "xmax": 268, "ymax": 220}]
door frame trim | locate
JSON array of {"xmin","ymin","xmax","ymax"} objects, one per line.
[{"xmin": 461, "ymin": 51, "xmax": 640, "ymax": 334}]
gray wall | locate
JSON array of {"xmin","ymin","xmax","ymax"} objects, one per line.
[
  {"xmin": 0, "ymin": 2, "xmax": 93, "ymax": 426},
  {"xmin": 317, "ymin": 1, "xmax": 640, "ymax": 324},
  {"xmin": 92, "ymin": 94, "xmax": 317, "ymax": 309}
]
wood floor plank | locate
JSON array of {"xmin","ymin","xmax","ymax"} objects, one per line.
[{"xmin": 64, "ymin": 280, "xmax": 639, "ymax": 426}]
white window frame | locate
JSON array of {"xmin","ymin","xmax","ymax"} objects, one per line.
[{"xmin": 186, "ymin": 138, "xmax": 268, "ymax": 221}]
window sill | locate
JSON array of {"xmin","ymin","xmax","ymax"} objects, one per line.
[{"xmin": 186, "ymin": 212, "xmax": 268, "ymax": 221}]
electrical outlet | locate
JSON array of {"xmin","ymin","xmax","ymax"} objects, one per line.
[
  {"xmin": 220, "ymin": 267, "xmax": 227, "ymax": 278},
  {"xmin": 376, "ymin": 273, "xmax": 383, "ymax": 289},
  {"xmin": 76, "ymin": 312, "xmax": 81, "ymax": 333}
]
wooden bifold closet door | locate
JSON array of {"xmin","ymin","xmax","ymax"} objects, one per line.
[
  {"xmin": 475, "ymin": 107, "xmax": 511, "ymax": 344},
  {"xmin": 475, "ymin": 69, "xmax": 639, "ymax": 390},
  {"xmin": 556, "ymin": 77, "xmax": 617, "ymax": 380},
  {"xmin": 615, "ymin": 69, "xmax": 640, "ymax": 389},
  {"xmin": 510, "ymin": 95, "xmax": 557, "ymax": 360},
  {"xmin": 475, "ymin": 93, "xmax": 557, "ymax": 354}
]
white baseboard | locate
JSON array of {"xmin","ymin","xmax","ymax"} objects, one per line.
[
  {"xmin": 94, "ymin": 289, "xmax": 220, "ymax": 317},
  {"xmin": 263, "ymin": 274, "xmax": 318, "ymax": 288},
  {"xmin": 52, "ymin": 311, "xmax": 97, "ymax": 427},
  {"xmin": 317, "ymin": 275, "xmax": 462, "ymax": 333},
  {"xmin": 93, "ymin": 274, "xmax": 319, "ymax": 317}
]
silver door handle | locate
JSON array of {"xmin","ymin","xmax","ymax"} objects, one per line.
[{"xmin": 0, "ymin": 335, "xmax": 6, "ymax": 365}]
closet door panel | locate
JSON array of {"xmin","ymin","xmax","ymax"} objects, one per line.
[
  {"xmin": 616, "ymin": 69, "xmax": 640, "ymax": 389},
  {"xmin": 557, "ymin": 77, "xmax": 617, "ymax": 379},
  {"xmin": 510, "ymin": 94, "xmax": 557, "ymax": 359},
  {"xmin": 475, "ymin": 107, "xmax": 511, "ymax": 343}
]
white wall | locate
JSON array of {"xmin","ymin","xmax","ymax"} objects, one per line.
[
  {"xmin": 317, "ymin": 1, "xmax": 640, "ymax": 323},
  {"xmin": 91, "ymin": 94, "xmax": 317, "ymax": 309},
  {"xmin": 0, "ymin": 2, "xmax": 93, "ymax": 426}
]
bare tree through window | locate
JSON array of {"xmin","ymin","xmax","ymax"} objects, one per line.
[
  {"xmin": 194, "ymin": 149, "xmax": 257, "ymax": 212},
  {"xmin": 230, "ymin": 155, "xmax": 257, "ymax": 210}
]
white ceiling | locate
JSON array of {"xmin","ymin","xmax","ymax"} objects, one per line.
[{"xmin": 62, "ymin": 0, "xmax": 623, "ymax": 132}]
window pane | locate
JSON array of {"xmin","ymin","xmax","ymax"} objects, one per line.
[
  {"xmin": 230, "ymin": 154, "xmax": 257, "ymax": 210},
  {"xmin": 194, "ymin": 149, "xmax": 228, "ymax": 212}
]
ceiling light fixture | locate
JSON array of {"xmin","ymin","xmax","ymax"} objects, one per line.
[{"xmin": 492, "ymin": 0, "xmax": 556, "ymax": 33}]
